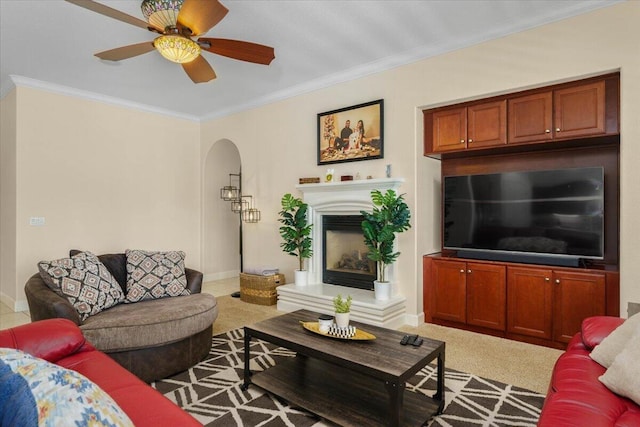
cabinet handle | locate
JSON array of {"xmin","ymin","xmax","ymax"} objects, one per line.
[
  {"xmin": 468, "ymin": 139, "xmax": 473, "ymax": 143},
  {"xmin": 545, "ymin": 129, "xmax": 550, "ymax": 133},
  {"xmin": 556, "ymin": 128, "xmax": 561, "ymax": 132},
  {"xmin": 460, "ymin": 269, "xmax": 465, "ymax": 273},
  {"xmin": 467, "ymin": 269, "xmax": 472, "ymax": 274},
  {"xmin": 545, "ymin": 277, "xmax": 550, "ymax": 281},
  {"xmin": 555, "ymin": 279, "xmax": 561, "ymax": 284},
  {"xmin": 460, "ymin": 139, "xmax": 465, "ymax": 143}
]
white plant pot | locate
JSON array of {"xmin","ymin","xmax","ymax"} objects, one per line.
[
  {"xmin": 294, "ymin": 269, "xmax": 308, "ymax": 286},
  {"xmin": 374, "ymin": 280, "xmax": 391, "ymax": 301},
  {"xmin": 334, "ymin": 312, "xmax": 350, "ymax": 329}
]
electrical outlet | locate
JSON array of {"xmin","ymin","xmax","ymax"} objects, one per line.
[{"xmin": 29, "ymin": 217, "xmax": 45, "ymax": 226}]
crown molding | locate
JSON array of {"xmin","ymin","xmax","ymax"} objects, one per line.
[{"xmin": 7, "ymin": 75, "xmax": 200, "ymax": 122}]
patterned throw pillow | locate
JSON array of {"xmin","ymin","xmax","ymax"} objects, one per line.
[
  {"xmin": 599, "ymin": 334, "xmax": 640, "ymax": 405},
  {"xmin": 590, "ymin": 313, "xmax": 640, "ymax": 368},
  {"xmin": 38, "ymin": 251, "xmax": 125, "ymax": 322},
  {"xmin": 125, "ymin": 249, "xmax": 190, "ymax": 303},
  {"xmin": 0, "ymin": 348, "xmax": 134, "ymax": 427}
]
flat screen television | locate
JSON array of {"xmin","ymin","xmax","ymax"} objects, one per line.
[{"xmin": 443, "ymin": 167, "xmax": 604, "ymax": 266}]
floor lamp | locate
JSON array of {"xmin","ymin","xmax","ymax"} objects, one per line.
[{"xmin": 219, "ymin": 169, "xmax": 261, "ymax": 297}]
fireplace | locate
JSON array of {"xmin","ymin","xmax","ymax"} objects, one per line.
[
  {"xmin": 277, "ymin": 178, "xmax": 407, "ymax": 328},
  {"xmin": 323, "ymin": 215, "xmax": 376, "ymax": 290}
]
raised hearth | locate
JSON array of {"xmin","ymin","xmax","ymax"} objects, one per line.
[{"xmin": 276, "ymin": 178, "xmax": 407, "ymax": 328}]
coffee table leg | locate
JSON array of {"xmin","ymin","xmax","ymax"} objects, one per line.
[
  {"xmin": 434, "ymin": 347, "xmax": 446, "ymax": 413},
  {"xmin": 241, "ymin": 327, "xmax": 251, "ymax": 391},
  {"xmin": 385, "ymin": 380, "xmax": 405, "ymax": 427}
]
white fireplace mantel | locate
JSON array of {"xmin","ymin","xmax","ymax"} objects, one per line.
[{"xmin": 277, "ymin": 177, "xmax": 407, "ymax": 328}]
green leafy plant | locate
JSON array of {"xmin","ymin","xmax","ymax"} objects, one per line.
[
  {"xmin": 333, "ymin": 294, "xmax": 352, "ymax": 313},
  {"xmin": 360, "ymin": 189, "xmax": 411, "ymax": 283},
  {"xmin": 278, "ymin": 193, "xmax": 313, "ymax": 271}
]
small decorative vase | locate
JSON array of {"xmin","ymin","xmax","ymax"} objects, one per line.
[
  {"xmin": 318, "ymin": 314, "xmax": 333, "ymax": 333},
  {"xmin": 374, "ymin": 280, "xmax": 391, "ymax": 301},
  {"xmin": 334, "ymin": 312, "xmax": 350, "ymax": 329},
  {"xmin": 294, "ymin": 269, "xmax": 308, "ymax": 286}
]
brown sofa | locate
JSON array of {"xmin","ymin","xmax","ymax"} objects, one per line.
[{"xmin": 25, "ymin": 252, "xmax": 218, "ymax": 383}]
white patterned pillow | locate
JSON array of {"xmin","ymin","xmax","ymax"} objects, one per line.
[
  {"xmin": 0, "ymin": 348, "xmax": 134, "ymax": 427},
  {"xmin": 38, "ymin": 251, "xmax": 125, "ymax": 321},
  {"xmin": 590, "ymin": 313, "xmax": 640, "ymax": 368},
  {"xmin": 125, "ymin": 249, "xmax": 190, "ymax": 303},
  {"xmin": 599, "ymin": 334, "xmax": 640, "ymax": 405}
]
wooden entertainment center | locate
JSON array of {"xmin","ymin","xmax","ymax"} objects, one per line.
[{"xmin": 422, "ymin": 73, "xmax": 620, "ymax": 349}]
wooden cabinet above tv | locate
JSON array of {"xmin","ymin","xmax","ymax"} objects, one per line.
[{"xmin": 424, "ymin": 73, "xmax": 619, "ymax": 158}]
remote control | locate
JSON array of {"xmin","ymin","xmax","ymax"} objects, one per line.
[
  {"xmin": 406, "ymin": 334, "xmax": 418, "ymax": 345},
  {"xmin": 412, "ymin": 337, "xmax": 423, "ymax": 347},
  {"xmin": 400, "ymin": 334, "xmax": 410, "ymax": 345}
]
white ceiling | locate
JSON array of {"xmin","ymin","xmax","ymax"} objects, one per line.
[{"xmin": 0, "ymin": 0, "xmax": 620, "ymax": 121}]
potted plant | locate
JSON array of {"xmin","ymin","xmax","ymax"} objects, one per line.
[
  {"xmin": 279, "ymin": 193, "xmax": 313, "ymax": 286},
  {"xmin": 360, "ymin": 189, "xmax": 411, "ymax": 300},
  {"xmin": 333, "ymin": 294, "xmax": 352, "ymax": 328}
]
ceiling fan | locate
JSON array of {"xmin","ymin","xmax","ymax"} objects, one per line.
[{"xmin": 66, "ymin": 0, "xmax": 275, "ymax": 83}]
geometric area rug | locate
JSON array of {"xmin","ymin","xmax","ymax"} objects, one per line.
[{"xmin": 153, "ymin": 329, "xmax": 545, "ymax": 426}]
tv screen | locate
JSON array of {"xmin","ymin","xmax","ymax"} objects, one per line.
[{"xmin": 443, "ymin": 167, "xmax": 604, "ymax": 261}]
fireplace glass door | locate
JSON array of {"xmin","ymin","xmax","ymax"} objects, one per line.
[{"xmin": 322, "ymin": 215, "xmax": 376, "ymax": 290}]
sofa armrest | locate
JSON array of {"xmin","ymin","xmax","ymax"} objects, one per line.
[
  {"xmin": 581, "ymin": 316, "xmax": 625, "ymax": 350},
  {"xmin": 24, "ymin": 273, "xmax": 82, "ymax": 325},
  {"xmin": 0, "ymin": 319, "xmax": 91, "ymax": 363},
  {"xmin": 186, "ymin": 268, "xmax": 203, "ymax": 294}
]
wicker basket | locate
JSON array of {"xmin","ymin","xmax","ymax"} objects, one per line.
[{"xmin": 239, "ymin": 273, "xmax": 285, "ymax": 306}]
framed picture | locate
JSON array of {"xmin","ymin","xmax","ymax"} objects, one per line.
[{"xmin": 317, "ymin": 99, "xmax": 384, "ymax": 165}]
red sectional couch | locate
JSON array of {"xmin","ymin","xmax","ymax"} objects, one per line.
[
  {"xmin": 538, "ymin": 316, "xmax": 640, "ymax": 426},
  {"xmin": 0, "ymin": 319, "xmax": 201, "ymax": 427}
]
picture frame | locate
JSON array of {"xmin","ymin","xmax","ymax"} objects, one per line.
[{"xmin": 317, "ymin": 99, "xmax": 384, "ymax": 165}]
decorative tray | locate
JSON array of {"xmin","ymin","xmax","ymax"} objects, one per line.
[{"xmin": 300, "ymin": 321, "xmax": 376, "ymax": 340}]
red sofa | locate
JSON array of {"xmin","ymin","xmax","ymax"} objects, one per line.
[
  {"xmin": 0, "ymin": 319, "xmax": 201, "ymax": 427},
  {"xmin": 538, "ymin": 316, "xmax": 640, "ymax": 426}
]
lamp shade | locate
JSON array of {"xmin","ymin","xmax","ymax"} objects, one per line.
[
  {"xmin": 141, "ymin": 0, "xmax": 183, "ymax": 30},
  {"xmin": 220, "ymin": 185, "xmax": 239, "ymax": 201},
  {"xmin": 242, "ymin": 208, "xmax": 261, "ymax": 223},
  {"xmin": 231, "ymin": 198, "xmax": 249, "ymax": 213},
  {"xmin": 154, "ymin": 35, "xmax": 200, "ymax": 64}
]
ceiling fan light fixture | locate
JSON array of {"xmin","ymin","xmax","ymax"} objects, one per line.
[
  {"xmin": 154, "ymin": 35, "xmax": 200, "ymax": 63},
  {"xmin": 141, "ymin": 0, "xmax": 183, "ymax": 30}
]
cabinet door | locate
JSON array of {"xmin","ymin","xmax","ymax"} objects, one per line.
[
  {"xmin": 466, "ymin": 263, "xmax": 506, "ymax": 331},
  {"xmin": 432, "ymin": 107, "xmax": 467, "ymax": 152},
  {"xmin": 432, "ymin": 260, "xmax": 467, "ymax": 323},
  {"xmin": 467, "ymin": 100, "xmax": 507, "ymax": 148},
  {"xmin": 554, "ymin": 81, "xmax": 606, "ymax": 139},
  {"xmin": 507, "ymin": 267, "xmax": 553, "ymax": 339},
  {"xmin": 553, "ymin": 270, "xmax": 606, "ymax": 344},
  {"xmin": 508, "ymin": 91, "xmax": 553, "ymax": 144}
]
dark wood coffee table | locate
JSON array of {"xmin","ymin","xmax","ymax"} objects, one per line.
[{"xmin": 242, "ymin": 309, "xmax": 445, "ymax": 427}]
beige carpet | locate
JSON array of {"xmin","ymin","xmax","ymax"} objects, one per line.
[{"xmin": 212, "ymin": 294, "xmax": 562, "ymax": 395}]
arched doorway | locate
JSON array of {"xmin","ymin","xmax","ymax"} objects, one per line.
[{"xmin": 203, "ymin": 140, "xmax": 241, "ymax": 281}]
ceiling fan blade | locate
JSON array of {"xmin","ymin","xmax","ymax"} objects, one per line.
[
  {"xmin": 182, "ymin": 56, "xmax": 217, "ymax": 83},
  {"xmin": 65, "ymin": 0, "xmax": 162, "ymax": 33},
  {"xmin": 198, "ymin": 38, "xmax": 275, "ymax": 65},
  {"xmin": 177, "ymin": 0, "xmax": 228, "ymax": 36},
  {"xmin": 95, "ymin": 42, "xmax": 156, "ymax": 61}
]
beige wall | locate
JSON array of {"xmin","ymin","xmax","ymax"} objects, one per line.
[
  {"xmin": 202, "ymin": 139, "xmax": 241, "ymax": 280},
  {"xmin": 0, "ymin": 91, "xmax": 17, "ymax": 307},
  {"xmin": 3, "ymin": 87, "xmax": 201, "ymax": 309},
  {"xmin": 201, "ymin": 1, "xmax": 640, "ymax": 320}
]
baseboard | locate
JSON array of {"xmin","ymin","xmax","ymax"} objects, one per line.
[
  {"xmin": 404, "ymin": 312, "xmax": 425, "ymax": 327},
  {"xmin": 0, "ymin": 291, "xmax": 29, "ymax": 313},
  {"xmin": 203, "ymin": 270, "xmax": 240, "ymax": 283}
]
